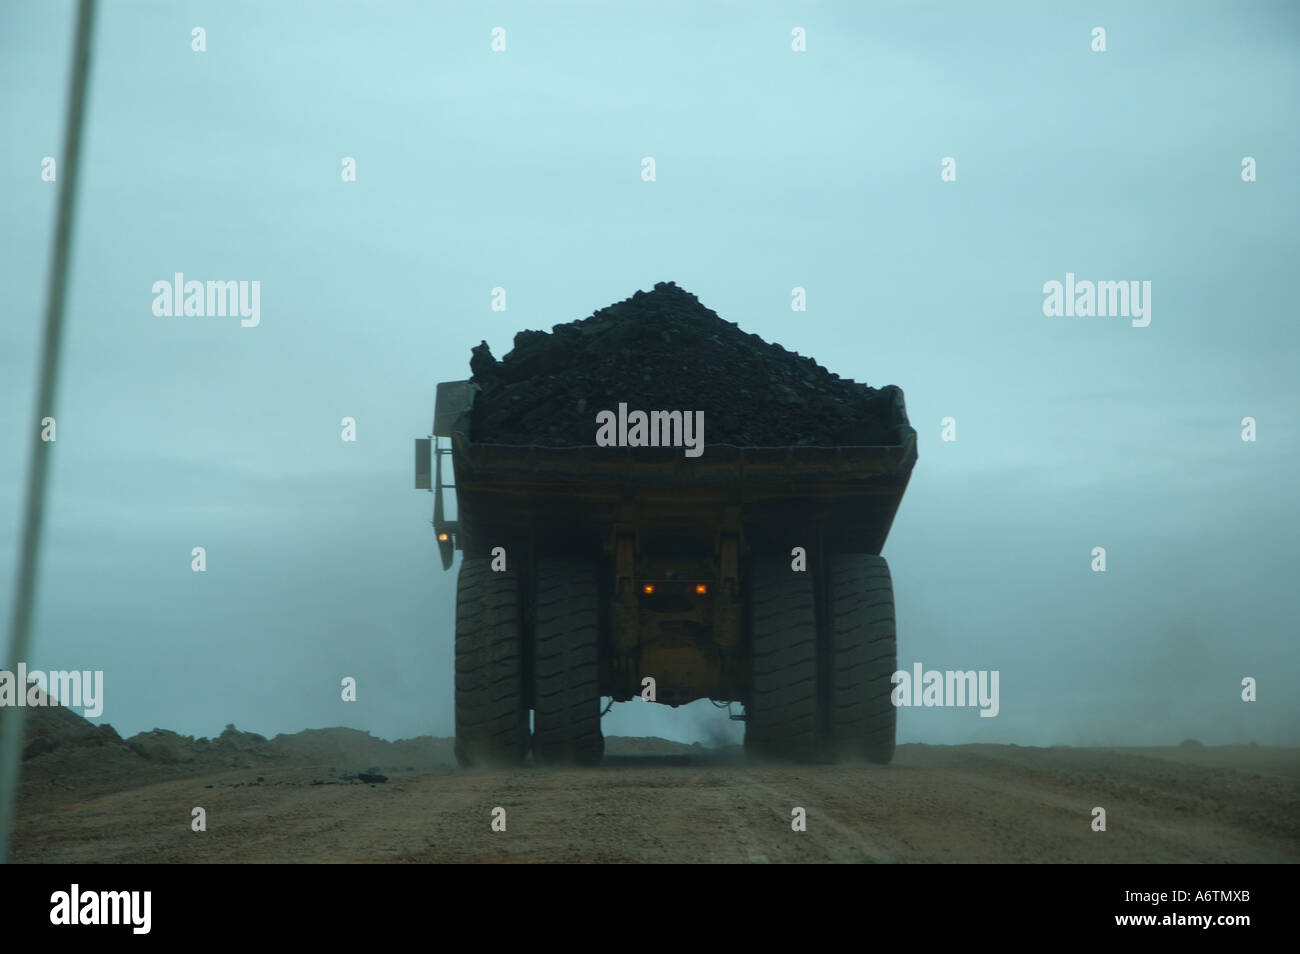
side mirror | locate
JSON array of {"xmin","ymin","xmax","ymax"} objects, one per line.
[{"xmin": 414, "ymin": 438, "xmax": 432, "ymax": 490}]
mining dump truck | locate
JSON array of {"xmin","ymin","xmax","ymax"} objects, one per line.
[{"xmin": 415, "ymin": 381, "xmax": 917, "ymax": 767}]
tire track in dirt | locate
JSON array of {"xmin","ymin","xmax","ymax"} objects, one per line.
[{"xmin": 735, "ymin": 771, "xmax": 893, "ymax": 863}]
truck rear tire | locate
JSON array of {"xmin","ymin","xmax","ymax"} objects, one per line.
[
  {"xmin": 826, "ymin": 554, "xmax": 897, "ymax": 764},
  {"xmin": 532, "ymin": 557, "xmax": 604, "ymax": 766},
  {"xmin": 454, "ymin": 556, "xmax": 529, "ymax": 767},
  {"xmin": 745, "ymin": 556, "xmax": 819, "ymax": 761}
]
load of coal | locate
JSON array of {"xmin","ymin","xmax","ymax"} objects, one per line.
[{"xmin": 467, "ymin": 282, "xmax": 897, "ymax": 447}]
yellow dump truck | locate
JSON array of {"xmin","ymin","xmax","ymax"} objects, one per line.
[{"xmin": 416, "ymin": 380, "xmax": 917, "ymax": 766}]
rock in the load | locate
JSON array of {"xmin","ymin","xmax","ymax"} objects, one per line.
[{"xmin": 468, "ymin": 282, "xmax": 896, "ymax": 447}]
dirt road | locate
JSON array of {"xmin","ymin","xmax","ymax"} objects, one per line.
[{"xmin": 14, "ymin": 742, "xmax": 1297, "ymax": 863}]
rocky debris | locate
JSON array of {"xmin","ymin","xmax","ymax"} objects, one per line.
[
  {"xmin": 468, "ymin": 281, "xmax": 898, "ymax": 447},
  {"xmin": 125, "ymin": 729, "xmax": 196, "ymax": 765},
  {"xmin": 126, "ymin": 723, "xmax": 283, "ymax": 766},
  {"xmin": 16, "ymin": 687, "xmax": 121, "ymax": 760},
  {"xmin": 357, "ymin": 771, "xmax": 388, "ymax": 784},
  {"xmin": 19, "ymin": 702, "xmax": 456, "ymax": 778},
  {"xmin": 270, "ymin": 727, "xmax": 449, "ymax": 771}
]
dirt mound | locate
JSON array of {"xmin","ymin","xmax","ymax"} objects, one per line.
[
  {"xmin": 18, "ymin": 706, "xmax": 709, "ymax": 774},
  {"xmin": 112, "ymin": 725, "xmax": 453, "ymax": 772},
  {"xmin": 469, "ymin": 281, "xmax": 898, "ymax": 447},
  {"xmin": 271, "ymin": 728, "xmax": 455, "ymax": 771},
  {"xmin": 18, "ymin": 708, "xmax": 458, "ymax": 774},
  {"xmin": 603, "ymin": 736, "xmax": 699, "ymax": 756},
  {"xmin": 126, "ymin": 724, "xmax": 283, "ymax": 766},
  {"xmin": 15, "ymin": 689, "xmax": 121, "ymax": 760}
]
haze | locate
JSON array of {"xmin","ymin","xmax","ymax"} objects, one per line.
[{"xmin": 2, "ymin": 1, "xmax": 1297, "ymax": 748}]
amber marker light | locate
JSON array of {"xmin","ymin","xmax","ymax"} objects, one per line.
[
  {"xmin": 437, "ymin": 532, "xmax": 449, "ymax": 542},
  {"xmin": 694, "ymin": 583, "xmax": 708, "ymax": 595},
  {"xmin": 642, "ymin": 584, "xmax": 655, "ymax": 595}
]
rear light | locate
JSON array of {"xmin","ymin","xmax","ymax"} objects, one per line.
[
  {"xmin": 694, "ymin": 583, "xmax": 708, "ymax": 595},
  {"xmin": 642, "ymin": 584, "xmax": 655, "ymax": 595}
]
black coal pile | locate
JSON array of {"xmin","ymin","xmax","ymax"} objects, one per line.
[{"xmin": 468, "ymin": 282, "xmax": 897, "ymax": 447}]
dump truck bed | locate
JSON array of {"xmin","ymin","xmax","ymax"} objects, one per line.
[{"xmin": 438, "ymin": 382, "xmax": 918, "ymax": 558}]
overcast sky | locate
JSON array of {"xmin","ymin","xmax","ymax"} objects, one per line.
[{"xmin": 2, "ymin": 1, "xmax": 1297, "ymax": 748}]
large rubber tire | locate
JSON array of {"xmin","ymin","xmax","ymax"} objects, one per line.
[
  {"xmin": 532, "ymin": 557, "xmax": 604, "ymax": 766},
  {"xmin": 744, "ymin": 556, "xmax": 819, "ymax": 761},
  {"xmin": 826, "ymin": 554, "xmax": 897, "ymax": 764},
  {"xmin": 454, "ymin": 557, "xmax": 528, "ymax": 767}
]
